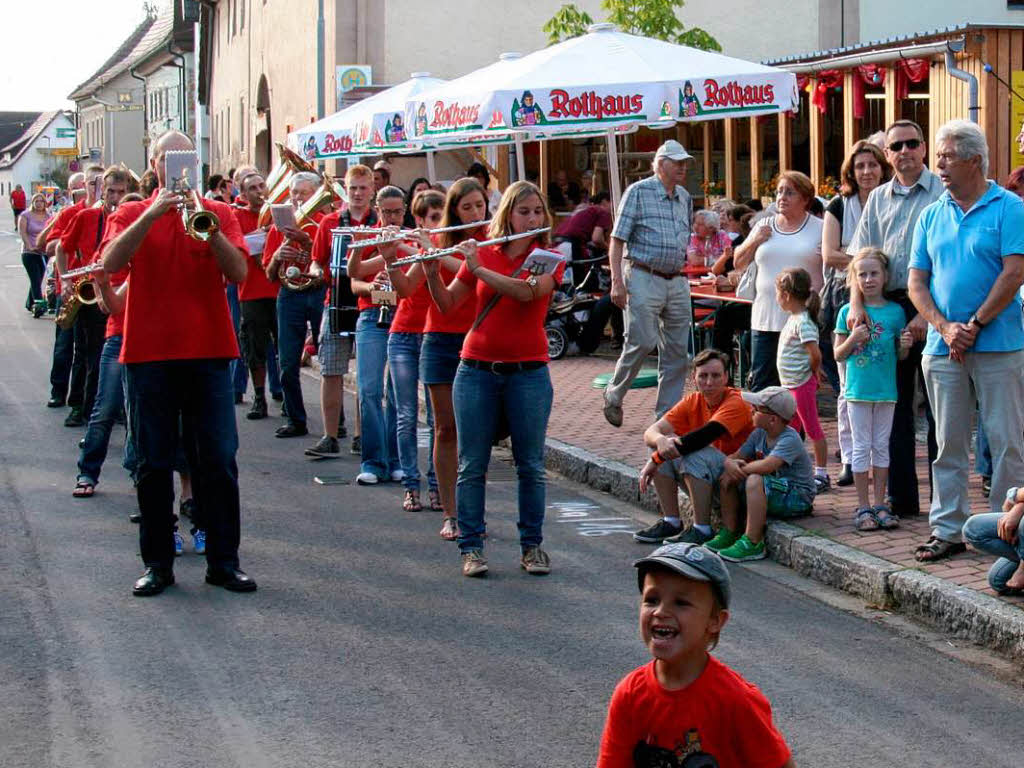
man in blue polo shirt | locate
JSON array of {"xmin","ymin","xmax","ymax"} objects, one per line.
[{"xmin": 909, "ymin": 119, "xmax": 1024, "ymax": 563}]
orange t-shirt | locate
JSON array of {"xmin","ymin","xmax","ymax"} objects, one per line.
[
  {"xmin": 455, "ymin": 242, "xmax": 565, "ymax": 363},
  {"xmin": 234, "ymin": 206, "xmax": 279, "ymax": 301},
  {"xmin": 663, "ymin": 388, "xmax": 753, "ymax": 456},
  {"xmin": 59, "ymin": 206, "xmax": 110, "ymax": 271},
  {"xmin": 597, "ymin": 657, "xmax": 791, "ymax": 768},
  {"xmin": 101, "ymin": 192, "xmax": 247, "ymax": 364}
]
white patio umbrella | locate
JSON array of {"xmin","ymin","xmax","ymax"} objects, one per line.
[
  {"xmin": 405, "ymin": 24, "xmax": 798, "ymax": 204},
  {"xmin": 287, "ymin": 72, "xmax": 445, "ymax": 162}
]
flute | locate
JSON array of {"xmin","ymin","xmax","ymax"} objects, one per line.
[
  {"xmin": 344, "ymin": 219, "xmax": 493, "ymax": 251},
  {"xmin": 59, "ymin": 263, "xmax": 108, "ymax": 281},
  {"xmin": 390, "ymin": 227, "xmax": 550, "ymax": 268}
]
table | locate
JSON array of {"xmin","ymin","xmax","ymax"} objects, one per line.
[{"xmin": 686, "ymin": 280, "xmax": 752, "ymax": 386}]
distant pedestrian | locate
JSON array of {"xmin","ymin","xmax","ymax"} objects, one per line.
[
  {"xmin": 597, "ymin": 542, "xmax": 794, "ymax": 767},
  {"xmin": 909, "ymin": 119, "xmax": 1024, "ymax": 562},
  {"xmin": 18, "ymin": 193, "xmax": 50, "ymax": 315},
  {"xmin": 10, "ymin": 183, "xmax": 27, "ymax": 227}
]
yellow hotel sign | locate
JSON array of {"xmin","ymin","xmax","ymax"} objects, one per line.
[{"xmin": 1012, "ymin": 72, "xmax": 1024, "ymax": 171}]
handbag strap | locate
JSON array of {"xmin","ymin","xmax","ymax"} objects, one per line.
[{"xmin": 470, "ymin": 264, "xmax": 527, "ymax": 332}]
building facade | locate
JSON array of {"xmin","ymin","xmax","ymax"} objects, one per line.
[{"xmin": 0, "ymin": 112, "xmax": 77, "ymax": 198}]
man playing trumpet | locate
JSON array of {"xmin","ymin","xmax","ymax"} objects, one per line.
[{"xmin": 101, "ymin": 130, "xmax": 256, "ymax": 597}]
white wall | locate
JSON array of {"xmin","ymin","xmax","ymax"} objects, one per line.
[
  {"xmin": 859, "ymin": 0, "xmax": 1024, "ymax": 42},
  {"xmin": 0, "ymin": 114, "xmax": 77, "ymax": 197}
]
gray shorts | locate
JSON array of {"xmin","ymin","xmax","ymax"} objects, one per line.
[
  {"xmin": 317, "ymin": 312, "xmax": 353, "ymax": 376},
  {"xmin": 658, "ymin": 444, "xmax": 727, "ymax": 485}
]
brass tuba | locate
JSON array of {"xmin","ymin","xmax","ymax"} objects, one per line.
[
  {"xmin": 258, "ymin": 143, "xmax": 318, "ymax": 229},
  {"xmin": 277, "ymin": 174, "xmax": 343, "ymax": 291}
]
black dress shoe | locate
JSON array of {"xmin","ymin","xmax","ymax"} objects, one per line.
[
  {"xmin": 132, "ymin": 567, "xmax": 174, "ymax": 596},
  {"xmin": 128, "ymin": 510, "xmax": 142, "ymax": 524},
  {"xmin": 64, "ymin": 408, "xmax": 84, "ymax": 427},
  {"xmin": 271, "ymin": 391, "xmax": 284, "ymax": 402},
  {"xmin": 206, "ymin": 566, "xmax": 257, "ymax": 592},
  {"xmin": 275, "ymin": 422, "xmax": 308, "ymax": 438},
  {"xmin": 46, "ymin": 396, "xmax": 66, "ymax": 408}
]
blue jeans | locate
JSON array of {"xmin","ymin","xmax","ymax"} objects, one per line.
[
  {"xmin": 125, "ymin": 359, "xmax": 240, "ymax": 570},
  {"xmin": 277, "ymin": 286, "xmax": 326, "ymax": 428},
  {"xmin": 388, "ymin": 332, "xmax": 437, "ymax": 492},
  {"xmin": 356, "ymin": 309, "xmax": 398, "ymax": 477},
  {"xmin": 749, "ymin": 329, "xmax": 780, "ymax": 391},
  {"xmin": 963, "ymin": 513, "xmax": 1024, "ymax": 593},
  {"xmin": 976, "ymin": 411, "xmax": 993, "ymax": 479},
  {"xmin": 77, "ymin": 335, "xmax": 125, "ymax": 485},
  {"xmin": 49, "ymin": 295, "xmax": 74, "ymax": 401},
  {"xmin": 452, "ymin": 363, "xmax": 553, "ymax": 553},
  {"xmin": 226, "ymin": 284, "xmax": 248, "ymax": 396}
]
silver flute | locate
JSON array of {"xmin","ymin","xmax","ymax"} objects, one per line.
[
  {"xmin": 59, "ymin": 263, "xmax": 108, "ymax": 281},
  {"xmin": 390, "ymin": 227, "xmax": 550, "ymax": 267},
  {"xmin": 331, "ymin": 219, "xmax": 491, "ymax": 247}
]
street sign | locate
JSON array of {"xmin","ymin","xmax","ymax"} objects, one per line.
[
  {"xmin": 52, "ymin": 148, "xmax": 79, "ymax": 157},
  {"xmin": 336, "ymin": 65, "xmax": 372, "ymax": 108},
  {"xmin": 56, "ymin": 127, "xmax": 76, "ymax": 139},
  {"xmin": 105, "ymin": 105, "xmax": 144, "ymax": 112}
]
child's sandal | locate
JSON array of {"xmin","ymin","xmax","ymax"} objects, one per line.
[
  {"xmin": 854, "ymin": 507, "xmax": 879, "ymax": 531},
  {"xmin": 873, "ymin": 504, "xmax": 899, "ymax": 529}
]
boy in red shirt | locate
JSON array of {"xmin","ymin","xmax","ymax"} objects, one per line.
[{"xmin": 597, "ymin": 543, "xmax": 794, "ymax": 768}]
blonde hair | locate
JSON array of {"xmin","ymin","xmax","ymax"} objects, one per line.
[
  {"xmin": 487, "ymin": 181, "xmax": 550, "ymax": 246},
  {"xmin": 847, "ymin": 247, "xmax": 890, "ymax": 290}
]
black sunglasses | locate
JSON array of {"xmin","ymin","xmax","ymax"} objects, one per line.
[{"xmin": 888, "ymin": 138, "xmax": 922, "ymax": 152}]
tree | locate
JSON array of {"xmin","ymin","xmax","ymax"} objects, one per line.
[{"xmin": 543, "ymin": 0, "xmax": 720, "ymax": 51}]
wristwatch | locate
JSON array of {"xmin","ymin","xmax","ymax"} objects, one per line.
[
  {"xmin": 1007, "ymin": 486, "xmax": 1019, "ymax": 504},
  {"xmin": 525, "ymin": 275, "xmax": 539, "ymax": 298},
  {"xmin": 969, "ymin": 313, "xmax": 986, "ymax": 329}
]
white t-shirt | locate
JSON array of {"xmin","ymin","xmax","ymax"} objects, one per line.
[{"xmin": 751, "ymin": 214, "xmax": 824, "ymax": 332}]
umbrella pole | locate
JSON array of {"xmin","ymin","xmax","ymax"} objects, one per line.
[
  {"xmin": 426, "ymin": 150, "xmax": 436, "ymax": 182},
  {"xmin": 514, "ymin": 135, "xmax": 526, "ymax": 182},
  {"xmin": 606, "ymin": 132, "xmax": 622, "ymax": 209}
]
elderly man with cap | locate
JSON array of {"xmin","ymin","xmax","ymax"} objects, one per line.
[{"xmin": 603, "ymin": 140, "xmax": 694, "ymax": 427}]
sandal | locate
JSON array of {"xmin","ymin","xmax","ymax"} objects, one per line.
[
  {"xmin": 873, "ymin": 504, "xmax": 899, "ymax": 529},
  {"xmin": 402, "ymin": 490, "xmax": 422, "ymax": 512},
  {"xmin": 914, "ymin": 536, "xmax": 967, "ymax": 562},
  {"xmin": 439, "ymin": 517, "xmax": 459, "ymax": 541},
  {"xmin": 72, "ymin": 481, "xmax": 95, "ymax": 499},
  {"xmin": 854, "ymin": 507, "xmax": 878, "ymax": 531},
  {"xmin": 428, "ymin": 489, "xmax": 444, "ymax": 512}
]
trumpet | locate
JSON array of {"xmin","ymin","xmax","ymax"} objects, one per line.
[
  {"xmin": 344, "ymin": 220, "xmax": 493, "ymax": 251},
  {"xmin": 389, "ymin": 228, "xmax": 550, "ymax": 268},
  {"xmin": 181, "ymin": 189, "xmax": 220, "ymax": 241}
]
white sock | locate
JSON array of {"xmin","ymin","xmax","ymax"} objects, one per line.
[
  {"xmin": 815, "ymin": 466, "xmax": 828, "ymax": 477},
  {"xmin": 663, "ymin": 516, "xmax": 681, "ymax": 527},
  {"xmin": 693, "ymin": 523, "xmax": 712, "ymax": 536}
]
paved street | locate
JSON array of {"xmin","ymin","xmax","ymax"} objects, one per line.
[{"xmin": 1, "ymin": 228, "xmax": 1023, "ymax": 768}]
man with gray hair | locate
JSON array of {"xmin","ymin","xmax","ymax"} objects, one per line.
[
  {"xmin": 603, "ymin": 140, "xmax": 694, "ymax": 427},
  {"xmin": 909, "ymin": 119, "xmax": 1024, "ymax": 562}
]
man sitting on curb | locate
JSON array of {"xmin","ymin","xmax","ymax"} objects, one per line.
[
  {"xmin": 635, "ymin": 349, "xmax": 754, "ymax": 545},
  {"xmin": 713, "ymin": 387, "xmax": 817, "ymax": 562}
]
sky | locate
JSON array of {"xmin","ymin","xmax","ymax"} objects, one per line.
[{"xmin": 1, "ymin": 0, "xmax": 152, "ymax": 112}]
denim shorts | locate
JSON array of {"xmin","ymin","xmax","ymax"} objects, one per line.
[
  {"xmin": 420, "ymin": 332, "xmax": 465, "ymax": 385},
  {"xmin": 750, "ymin": 475, "xmax": 814, "ymax": 519}
]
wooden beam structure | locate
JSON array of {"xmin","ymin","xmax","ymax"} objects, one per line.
[
  {"xmin": 884, "ymin": 65, "xmax": 898, "ymax": 128},
  {"xmin": 842, "ymin": 71, "xmax": 856, "ymax": 159},
  {"xmin": 808, "ymin": 78, "xmax": 825, "ymax": 187},
  {"xmin": 702, "ymin": 122, "xmax": 712, "ymax": 193},
  {"xmin": 539, "ymin": 139, "xmax": 549, "ymax": 201},
  {"xmin": 778, "ymin": 111, "xmax": 793, "ymax": 172}
]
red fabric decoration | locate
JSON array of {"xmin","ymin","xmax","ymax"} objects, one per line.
[
  {"xmin": 796, "ymin": 74, "xmax": 810, "ymax": 93},
  {"xmin": 811, "ymin": 70, "xmax": 843, "ymax": 113},
  {"xmin": 895, "ymin": 58, "xmax": 930, "ymax": 100},
  {"xmin": 851, "ymin": 65, "xmax": 886, "ymax": 120}
]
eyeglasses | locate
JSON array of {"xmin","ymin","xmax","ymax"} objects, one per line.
[{"xmin": 887, "ymin": 138, "xmax": 922, "ymax": 152}]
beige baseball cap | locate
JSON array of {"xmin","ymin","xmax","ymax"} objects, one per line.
[
  {"xmin": 741, "ymin": 387, "xmax": 797, "ymax": 421},
  {"xmin": 654, "ymin": 139, "xmax": 693, "ymax": 162}
]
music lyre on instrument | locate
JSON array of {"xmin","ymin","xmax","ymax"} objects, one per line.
[
  {"xmin": 164, "ymin": 150, "xmax": 219, "ymax": 241},
  {"xmin": 388, "ymin": 227, "xmax": 550, "ymax": 268}
]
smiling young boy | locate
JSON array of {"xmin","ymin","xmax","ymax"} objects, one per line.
[{"xmin": 597, "ymin": 543, "xmax": 794, "ymax": 768}]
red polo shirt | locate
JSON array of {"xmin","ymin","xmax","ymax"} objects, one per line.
[
  {"xmin": 456, "ymin": 242, "xmax": 564, "ymax": 363},
  {"xmin": 46, "ymin": 200, "xmax": 86, "ymax": 248},
  {"xmin": 60, "ymin": 207, "xmax": 110, "ymax": 272},
  {"xmin": 105, "ymin": 272, "xmax": 129, "ymax": 339},
  {"xmin": 10, "ymin": 188, "xmax": 26, "ymax": 209},
  {"xmin": 261, "ymin": 210, "xmax": 324, "ymax": 290},
  {"xmin": 423, "ymin": 228, "xmax": 488, "ymax": 335},
  {"xmin": 234, "ymin": 206, "xmax": 280, "ymax": 301},
  {"xmin": 100, "ymin": 193, "xmax": 247, "ymax": 364},
  {"xmin": 389, "ymin": 270, "xmax": 431, "ymax": 334}
]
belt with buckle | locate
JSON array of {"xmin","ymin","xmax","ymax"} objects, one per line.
[
  {"xmin": 628, "ymin": 260, "xmax": 681, "ymax": 280},
  {"xmin": 462, "ymin": 359, "xmax": 547, "ymax": 374}
]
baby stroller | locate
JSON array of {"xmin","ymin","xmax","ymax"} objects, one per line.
[{"xmin": 545, "ymin": 254, "xmax": 609, "ymax": 360}]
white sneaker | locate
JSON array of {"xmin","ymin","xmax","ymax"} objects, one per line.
[
  {"xmin": 356, "ymin": 472, "xmax": 379, "ymax": 485},
  {"xmin": 390, "ymin": 469, "xmax": 406, "ymax": 483}
]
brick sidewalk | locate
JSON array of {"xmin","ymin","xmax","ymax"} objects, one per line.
[{"xmin": 547, "ymin": 353, "xmax": 1023, "ymax": 609}]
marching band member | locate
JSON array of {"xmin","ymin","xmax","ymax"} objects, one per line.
[
  {"xmin": 263, "ymin": 171, "xmax": 325, "ymax": 438},
  {"xmin": 234, "ymin": 172, "xmax": 284, "ymax": 420},
  {"xmin": 102, "ymin": 130, "xmax": 255, "ymax": 597},
  {"xmin": 59, "ymin": 166, "xmax": 129, "ymax": 430},
  {"xmin": 377, "ymin": 190, "xmax": 445, "ymax": 511},
  {"xmin": 419, "ymin": 178, "xmax": 489, "ymax": 539},
  {"xmin": 307, "ymin": 164, "xmax": 378, "ymax": 456},
  {"xmin": 346, "ymin": 185, "xmax": 405, "ymax": 483},
  {"xmin": 425, "ymin": 181, "xmax": 562, "ymax": 577}
]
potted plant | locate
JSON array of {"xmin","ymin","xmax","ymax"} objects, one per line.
[{"xmin": 701, "ymin": 178, "xmax": 725, "ymax": 206}]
